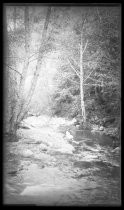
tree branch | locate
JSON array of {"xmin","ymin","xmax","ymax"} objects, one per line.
[
  {"xmin": 17, "ymin": 7, "xmax": 52, "ymax": 123},
  {"xmin": 4, "ymin": 63, "xmax": 22, "ymax": 77},
  {"xmin": 82, "ymin": 40, "xmax": 88, "ymax": 55},
  {"xmin": 86, "ymin": 48, "xmax": 101, "ymax": 61},
  {"xmin": 86, "ymin": 77, "xmax": 109, "ymax": 85},
  {"xmin": 87, "ymin": 77, "xmax": 101, "ymax": 83},
  {"xmin": 103, "ymin": 53, "xmax": 116, "ymax": 63},
  {"xmin": 67, "ymin": 77, "xmax": 79, "ymax": 84},
  {"xmin": 29, "ymin": 57, "xmax": 39, "ymax": 63},
  {"xmin": 84, "ymin": 83, "xmax": 98, "ymax": 86},
  {"xmin": 67, "ymin": 58, "xmax": 80, "ymax": 78},
  {"xmin": 29, "ymin": 51, "xmax": 39, "ymax": 60},
  {"xmin": 71, "ymin": 57, "xmax": 80, "ymax": 70},
  {"xmin": 84, "ymin": 83, "xmax": 105, "ymax": 86},
  {"xmin": 84, "ymin": 68, "xmax": 96, "ymax": 83},
  {"xmin": 96, "ymin": 73, "xmax": 109, "ymax": 79}
]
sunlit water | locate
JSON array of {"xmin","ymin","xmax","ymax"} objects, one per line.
[{"xmin": 4, "ymin": 116, "xmax": 121, "ymax": 206}]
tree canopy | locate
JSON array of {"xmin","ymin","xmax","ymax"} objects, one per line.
[{"xmin": 4, "ymin": 5, "xmax": 121, "ymax": 136}]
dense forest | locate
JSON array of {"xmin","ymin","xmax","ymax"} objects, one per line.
[{"xmin": 4, "ymin": 5, "xmax": 121, "ymax": 142}]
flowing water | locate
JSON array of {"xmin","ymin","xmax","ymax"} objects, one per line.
[{"xmin": 3, "ymin": 116, "xmax": 121, "ymax": 206}]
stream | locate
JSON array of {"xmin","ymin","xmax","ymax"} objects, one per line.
[{"xmin": 4, "ymin": 115, "xmax": 121, "ymax": 206}]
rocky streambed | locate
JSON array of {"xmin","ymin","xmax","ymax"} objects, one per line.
[{"xmin": 4, "ymin": 115, "xmax": 121, "ymax": 206}]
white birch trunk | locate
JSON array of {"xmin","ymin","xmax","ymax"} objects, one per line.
[{"xmin": 80, "ymin": 20, "xmax": 86, "ymax": 123}]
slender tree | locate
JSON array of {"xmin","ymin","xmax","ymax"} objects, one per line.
[
  {"xmin": 10, "ymin": 6, "xmax": 30, "ymax": 134},
  {"xmin": 17, "ymin": 7, "xmax": 51, "ymax": 122},
  {"xmin": 68, "ymin": 12, "xmax": 89, "ymax": 123},
  {"xmin": 80, "ymin": 17, "xmax": 88, "ymax": 122},
  {"xmin": 4, "ymin": 6, "xmax": 10, "ymax": 133}
]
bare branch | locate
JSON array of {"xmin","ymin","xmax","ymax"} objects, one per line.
[
  {"xmin": 86, "ymin": 48, "xmax": 101, "ymax": 61},
  {"xmin": 84, "ymin": 83, "xmax": 98, "ymax": 86},
  {"xmin": 67, "ymin": 78, "xmax": 79, "ymax": 84},
  {"xmin": 86, "ymin": 77, "xmax": 109, "ymax": 86},
  {"xmin": 84, "ymin": 68, "xmax": 96, "ymax": 83},
  {"xmin": 67, "ymin": 58, "xmax": 80, "ymax": 78},
  {"xmin": 4, "ymin": 63, "xmax": 22, "ymax": 77},
  {"xmin": 29, "ymin": 57, "xmax": 39, "ymax": 63},
  {"xmin": 84, "ymin": 83, "xmax": 106, "ymax": 86},
  {"xmin": 72, "ymin": 58, "xmax": 80, "ymax": 70},
  {"xmin": 82, "ymin": 40, "xmax": 88, "ymax": 55},
  {"xmin": 29, "ymin": 51, "xmax": 39, "ymax": 60},
  {"xmin": 103, "ymin": 53, "xmax": 116, "ymax": 63},
  {"xmin": 96, "ymin": 73, "xmax": 111, "ymax": 79},
  {"xmin": 17, "ymin": 7, "xmax": 52, "ymax": 122},
  {"xmin": 87, "ymin": 77, "xmax": 101, "ymax": 83}
]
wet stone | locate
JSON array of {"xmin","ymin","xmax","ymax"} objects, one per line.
[
  {"xmin": 21, "ymin": 149, "xmax": 34, "ymax": 157},
  {"xmin": 39, "ymin": 143, "xmax": 48, "ymax": 151},
  {"xmin": 84, "ymin": 140, "xmax": 95, "ymax": 147},
  {"xmin": 74, "ymin": 161, "xmax": 93, "ymax": 169},
  {"xmin": 4, "ymin": 116, "xmax": 121, "ymax": 205},
  {"xmin": 7, "ymin": 170, "xmax": 18, "ymax": 176}
]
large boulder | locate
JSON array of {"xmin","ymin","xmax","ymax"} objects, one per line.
[
  {"xmin": 99, "ymin": 126, "xmax": 104, "ymax": 131},
  {"xmin": 21, "ymin": 149, "xmax": 34, "ymax": 157},
  {"xmin": 55, "ymin": 143, "xmax": 75, "ymax": 154},
  {"xmin": 39, "ymin": 143, "xmax": 48, "ymax": 152},
  {"xmin": 111, "ymin": 147, "xmax": 120, "ymax": 154},
  {"xmin": 103, "ymin": 117, "xmax": 115, "ymax": 127},
  {"xmin": 33, "ymin": 153, "xmax": 56, "ymax": 163},
  {"xmin": 76, "ymin": 125, "xmax": 80, "ymax": 129}
]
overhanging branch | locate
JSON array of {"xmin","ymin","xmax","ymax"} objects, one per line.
[
  {"xmin": 67, "ymin": 78, "xmax": 79, "ymax": 84},
  {"xmin": 29, "ymin": 51, "xmax": 40, "ymax": 60},
  {"xmin": 84, "ymin": 83, "xmax": 104, "ymax": 86},
  {"xmin": 84, "ymin": 68, "xmax": 96, "ymax": 83},
  {"xmin": 82, "ymin": 40, "xmax": 88, "ymax": 55},
  {"xmin": 4, "ymin": 63, "xmax": 22, "ymax": 77},
  {"xmin": 72, "ymin": 58, "xmax": 80, "ymax": 70},
  {"xmin": 85, "ymin": 77, "xmax": 109, "ymax": 85},
  {"xmin": 29, "ymin": 57, "xmax": 39, "ymax": 63},
  {"xmin": 67, "ymin": 58, "xmax": 80, "ymax": 78},
  {"xmin": 86, "ymin": 77, "xmax": 101, "ymax": 83}
]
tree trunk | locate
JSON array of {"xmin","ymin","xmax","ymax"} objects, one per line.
[
  {"xmin": 4, "ymin": 6, "xmax": 10, "ymax": 133},
  {"xmin": 10, "ymin": 6, "xmax": 30, "ymax": 134},
  {"xmin": 80, "ymin": 19, "xmax": 86, "ymax": 123},
  {"xmin": 17, "ymin": 7, "xmax": 51, "ymax": 122}
]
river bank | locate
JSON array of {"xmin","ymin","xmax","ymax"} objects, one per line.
[{"xmin": 4, "ymin": 115, "xmax": 121, "ymax": 206}]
